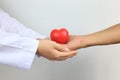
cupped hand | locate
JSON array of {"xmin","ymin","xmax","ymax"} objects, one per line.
[{"xmin": 37, "ymin": 39, "xmax": 77, "ymax": 61}]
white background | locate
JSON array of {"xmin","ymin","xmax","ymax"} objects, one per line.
[{"xmin": 0, "ymin": 0, "xmax": 120, "ymax": 80}]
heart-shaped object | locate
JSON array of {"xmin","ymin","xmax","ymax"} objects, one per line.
[{"xmin": 50, "ymin": 28, "xmax": 69, "ymax": 44}]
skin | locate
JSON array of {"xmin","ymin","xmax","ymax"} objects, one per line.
[
  {"xmin": 36, "ymin": 23, "xmax": 120, "ymax": 60},
  {"xmin": 65, "ymin": 23, "xmax": 120, "ymax": 50},
  {"xmin": 36, "ymin": 39, "xmax": 77, "ymax": 61}
]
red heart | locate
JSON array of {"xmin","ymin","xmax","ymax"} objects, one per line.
[{"xmin": 50, "ymin": 28, "xmax": 69, "ymax": 44}]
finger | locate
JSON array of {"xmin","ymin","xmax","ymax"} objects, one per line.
[
  {"xmin": 54, "ymin": 43, "xmax": 70, "ymax": 52},
  {"xmin": 55, "ymin": 57, "xmax": 68, "ymax": 61},
  {"xmin": 55, "ymin": 52, "xmax": 77, "ymax": 61},
  {"xmin": 61, "ymin": 44, "xmax": 70, "ymax": 51},
  {"xmin": 67, "ymin": 43, "xmax": 78, "ymax": 50},
  {"xmin": 46, "ymin": 54, "xmax": 68, "ymax": 61},
  {"xmin": 67, "ymin": 52, "xmax": 77, "ymax": 58},
  {"xmin": 54, "ymin": 50, "xmax": 77, "ymax": 59},
  {"xmin": 64, "ymin": 51, "xmax": 77, "ymax": 58},
  {"xmin": 61, "ymin": 50, "xmax": 77, "ymax": 57}
]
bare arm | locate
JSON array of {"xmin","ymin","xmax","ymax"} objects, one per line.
[
  {"xmin": 86, "ymin": 23, "xmax": 120, "ymax": 46},
  {"xmin": 66, "ymin": 23, "xmax": 120, "ymax": 50}
]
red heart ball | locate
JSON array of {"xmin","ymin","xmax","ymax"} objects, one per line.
[{"xmin": 50, "ymin": 28, "xmax": 69, "ymax": 44}]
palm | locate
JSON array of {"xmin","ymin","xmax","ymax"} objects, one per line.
[{"xmin": 66, "ymin": 35, "xmax": 86, "ymax": 50}]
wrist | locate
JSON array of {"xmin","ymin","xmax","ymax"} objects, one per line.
[{"xmin": 81, "ymin": 34, "xmax": 96, "ymax": 47}]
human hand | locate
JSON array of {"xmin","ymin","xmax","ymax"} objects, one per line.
[
  {"xmin": 36, "ymin": 39, "xmax": 77, "ymax": 61},
  {"xmin": 64, "ymin": 35, "xmax": 88, "ymax": 50}
]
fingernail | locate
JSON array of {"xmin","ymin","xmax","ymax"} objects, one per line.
[{"xmin": 65, "ymin": 48, "xmax": 70, "ymax": 52}]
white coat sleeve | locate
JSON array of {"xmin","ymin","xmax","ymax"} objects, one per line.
[
  {"xmin": 0, "ymin": 9, "xmax": 46, "ymax": 39},
  {"xmin": 0, "ymin": 9, "xmax": 44, "ymax": 70},
  {"xmin": 0, "ymin": 29, "xmax": 39, "ymax": 70}
]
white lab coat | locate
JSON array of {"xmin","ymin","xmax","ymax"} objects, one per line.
[{"xmin": 0, "ymin": 9, "xmax": 46, "ymax": 70}]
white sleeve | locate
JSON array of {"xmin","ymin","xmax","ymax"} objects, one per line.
[
  {"xmin": 0, "ymin": 29, "xmax": 39, "ymax": 70},
  {"xmin": 0, "ymin": 9, "xmax": 46, "ymax": 39}
]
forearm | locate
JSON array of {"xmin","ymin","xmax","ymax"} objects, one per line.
[{"xmin": 84, "ymin": 23, "xmax": 120, "ymax": 47}]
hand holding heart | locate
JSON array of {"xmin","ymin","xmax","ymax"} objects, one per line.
[
  {"xmin": 50, "ymin": 28, "xmax": 69, "ymax": 44},
  {"xmin": 36, "ymin": 28, "xmax": 77, "ymax": 61}
]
